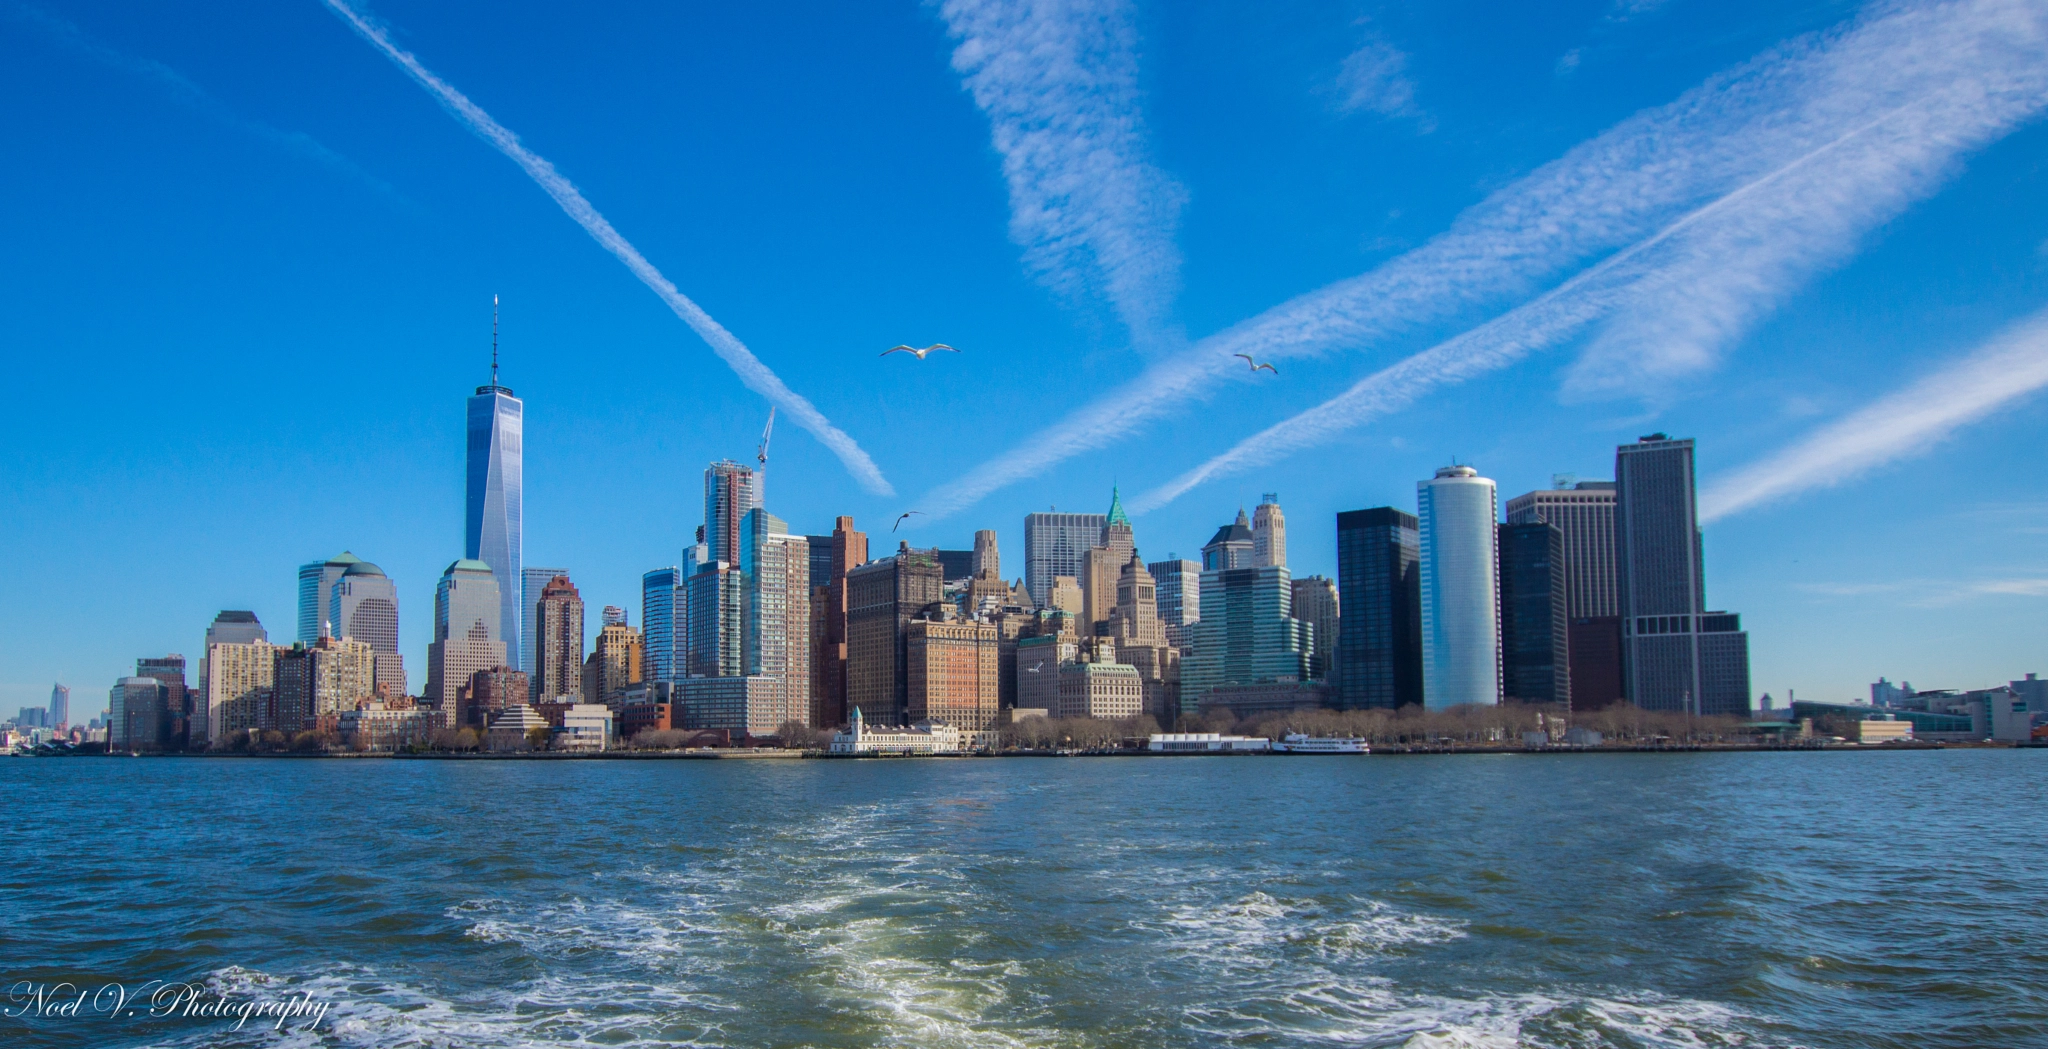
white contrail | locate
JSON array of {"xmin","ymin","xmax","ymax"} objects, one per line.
[
  {"xmin": 10, "ymin": 2, "xmax": 398, "ymax": 197},
  {"xmin": 923, "ymin": 0, "xmax": 2048, "ymax": 517},
  {"xmin": 323, "ymin": 0, "xmax": 893, "ymax": 496},
  {"xmin": 1131, "ymin": 107, "xmax": 1907, "ymax": 512},
  {"xmin": 937, "ymin": 0, "xmax": 1186, "ymax": 348},
  {"xmin": 1699, "ymin": 307, "xmax": 2048, "ymax": 522}
]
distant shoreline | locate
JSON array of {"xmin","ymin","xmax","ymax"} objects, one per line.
[{"xmin": 36, "ymin": 741, "xmax": 2040, "ymax": 760}]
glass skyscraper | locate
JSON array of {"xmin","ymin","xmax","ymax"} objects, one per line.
[
  {"xmin": 1335, "ymin": 508, "xmax": 1421, "ymax": 710},
  {"xmin": 1024, "ymin": 512, "xmax": 1106, "ymax": 609},
  {"xmin": 466, "ymin": 375, "xmax": 523, "ymax": 668},
  {"xmin": 297, "ymin": 551, "xmax": 361, "ymax": 644},
  {"xmin": 641, "ymin": 567, "xmax": 681, "ymax": 686},
  {"xmin": 1418, "ymin": 465, "xmax": 1501, "ymax": 709},
  {"xmin": 1615, "ymin": 434, "xmax": 1751, "ymax": 716}
]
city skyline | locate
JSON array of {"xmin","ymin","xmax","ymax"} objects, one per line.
[{"xmin": 6, "ymin": 1, "xmax": 2048, "ymax": 718}]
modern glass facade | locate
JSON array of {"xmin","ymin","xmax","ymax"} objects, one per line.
[
  {"xmin": 1498, "ymin": 522, "xmax": 1568, "ymax": 706},
  {"xmin": 426, "ymin": 558, "xmax": 504, "ymax": 708},
  {"xmin": 1615, "ymin": 434, "xmax": 1750, "ymax": 715},
  {"xmin": 1023, "ymin": 512, "xmax": 1105, "ymax": 609},
  {"xmin": 704, "ymin": 461, "xmax": 758, "ymax": 567},
  {"xmin": 1504, "ymin": 482, "xmax": 1618, "ymax": 618},
  {"xmin": 641, "ymin": 567, "xmax": 680, "ymax": 685},
  {"xmin": 466, "ymin": 383, "xmax": 523, "ymax": 664},
  {"xmin": 1180, "ymin": 565, "xmax": 1310, "ymax": 712},
  {"xmin": 1418, "ymin": 466, "xmax": 1500, "ymax": 709},
  {"xmin": 328, "ymin": 561, "xmax": 404, "ymax": 694},
  {"xmin": 1335, "ymin": 508, "xmax": 1421, "ymax": 710},
  {"xmin": 297, "ymin": 551, "xmax": 361, "ymax": 644},
  {"xmin": 1147, "ymin": 558, "xmax": 1202, "ymax": 650}
]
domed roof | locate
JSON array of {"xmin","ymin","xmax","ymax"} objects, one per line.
[
  {"xmin": 325, "ymin": 550, "xmax": 363, "ymax": 567},
  {"xmin": 342, "ymin": 561, "xmax": 386, "ymax": 578},
  {"xmin": 446, "ymin": 558, "xmax": 494, "ymax": 574}
]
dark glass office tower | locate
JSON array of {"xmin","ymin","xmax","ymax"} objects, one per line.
[
  {"xmin": 1498, "ymin": 522, "xmax": 1569, "ymax": 706},
  {"xmin": 1335, "ymin": 508, "xmax": 1422, "ymax": 710},
  {"xmin": 1615, "ymin": 434, "xmax": 1750, "ymax": 716}
]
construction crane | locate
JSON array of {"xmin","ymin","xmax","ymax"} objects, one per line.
[{"xmin": 755, "ymin": 406, "xmax": 775, "ymax": 507}]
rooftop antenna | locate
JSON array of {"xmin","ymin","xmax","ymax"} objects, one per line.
[{"xmin": 491, "ymin": 294, "xmax": 500, "ymax": 387}]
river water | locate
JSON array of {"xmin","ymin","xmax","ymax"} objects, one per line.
[{"xmin": 1, "ymin": 751, "xmax": 2042, "ymax": 1048}]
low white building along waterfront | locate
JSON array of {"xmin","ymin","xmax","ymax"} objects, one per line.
[
  {"xmin": 556, "ymin": 702, "xmax": 614, "ymax": 751},
  {"xmin": 1147, "ymin": 732, "xmax": 1271, "ymax": 753},
  {"xmin": 486, "ymin": 703, "xmax": 551, "ymax": 751},
  {"xmin": 830, "ymin": 707, "xmax": 969, "ymax": 755}
]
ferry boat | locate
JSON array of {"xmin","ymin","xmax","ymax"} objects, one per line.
[{"xmin": 1273, "ymin": 733, "xmax": 1370, "ymax": 754}]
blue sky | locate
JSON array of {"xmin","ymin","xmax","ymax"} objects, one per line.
[{"xmin": 5, "ymin": 0, "xmax": 2047, "ymax": 720}]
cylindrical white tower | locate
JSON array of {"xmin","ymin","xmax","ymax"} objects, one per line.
[{"xmin": 1418, "ymin": 465, "xmax": 1501, "ymax": 709}]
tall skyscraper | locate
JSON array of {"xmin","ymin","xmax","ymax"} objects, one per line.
[
  {"xmin": 1498, "ymin": 522, "xmax": 1569, "ymax": 706},
  {"xmin": 845, "ymin": 542, "xmax": 944, "ymax": 724},
  {"xmin": 48, "ymin": 683, "xmax": 69, "ymax": 731},
  {"xmin": 1289, "ymin": 575, "xmax": 1339, "ymax": 683},
  {"xmin": 297, "ymin": 551, "xmax": 362, "ymax": 644},
  {"xmin": 198, "ymin": 611, "xmax": 266, "ymax": 744},
  {"xmin": 1147, "ymin": 558, "xmax": 1202, "ymax": 650},
  {"xmin": 1082, "ymin": 490, "xmax": 1136, "ymax": 629},
  {"xmin": 136, "ymin": 655, "xmax": 189, "ymax": 749},
  {"xmin": 704, "ymin": 460, "xmax": 759, "ymax": 566},
  {"xmin": 466, "ymin": 327, "xmax": 524, "ymax": 667},
  {"xmin": 1024, "ymin": 511, "xmax": 1107, "ymax": 609},
  {"xmin": 1252, "ymin": 495, "xmax": 1287, "ymax": 568},
  {"xmin": 1504, "ymin": 482, "xmax": 1618, "ymax": 617},
  {"xmin": 1182, "ymin": 510, "xmax": 1310, "ymax": 712},
  {"xmin": 641, "ymin": 567, "xmax": 681, "ymax": 686},
  {"xmin": 426, "ymin": 558, "xmax": 506, "ymax": 712},
  {"xmin": 1505, "ymin": 480, "xmax": 1621, "ymax": 707},
  {"xmin": 533, "ymin": 574, "xmax": 586, "ymax": 701},
  {"xmin": 109, "ymin": 677, "xmax": 165, "ymax": 751},
  {"xmin": 741, "ymin": 508, "xmax": 812, "ymax": 728},
  {"xmin": 327, "ymin": 560, "xmax": 405, "ymax": 695},
  {"xmin": 814, "ymin": 516, "xmax": 869, "ymax": 729},
  {"xmin": 1418, "ymin": 465, "xmax": 1501, "ymax": 709},
  {"xmin": 1201, "ymin": 510, "xmax": 1255, "ymax": 570},
  {"xmin": 686, "ymin": 562, "xmax": 744, "ymax": 679},
  {"xmin": 520, "ymin": 566, "xmax": 568, "ymax": 676},
  {"xmin": 1615, "ymin": 434, "xmax": 1751, "ymax": 715},
  {"xmin": 1109, "ymin": 554, "xmax": 1181, "ymax": 721},
  {"xmin": 1335, "ymin": 508, "xmax": 1421, "ymax": 710},
  {"xmin": 972, "ymin": 530, "xmax": 1000, "ymax": 579},
  {"xmin": 1180, "ymin": 562, "xmax": 1309, "ymax": 713}
]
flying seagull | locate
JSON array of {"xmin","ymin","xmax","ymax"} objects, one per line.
[
  {"xmin": 882, "ymin": 343, "xmax": 959, "ymax": 360},
  {"xmin": 1027, "ymin": 661, "xmax": 1044, "ymax": 673},
  {"xmin": 893, "ymin": 511, "xmax": 925, "ymax": 532},
  {"xmin": 1234, "ymin": 353, "xmax": 1278, "ymax": 374}
]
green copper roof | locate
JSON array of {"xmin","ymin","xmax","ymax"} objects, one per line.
[{"xmin": 1106, "ymin": 486, "xmax": 1131, "ymax": 527}]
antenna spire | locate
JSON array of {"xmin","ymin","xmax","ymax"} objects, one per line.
[{"xmin": 491, "ymin": 294, "xmax": 500, "ymax": 386}]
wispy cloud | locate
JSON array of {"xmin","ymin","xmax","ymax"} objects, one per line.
[
  {"xmin": 1699, "ymin": 306, "xmax": 2048, "ymax": 522},
  {"xmin": 936, "ymin": 0, "xmax": 1186, "ymax": 347},
  {"xmin": 322, "ymin": 0, "xmax": 892, "ymax": 496},
  {"xmin": 8, "ymin": 2, "xmax": 397, "ymax": 197},
  {"xmin": 1331, "ymin": 30, "xmax": 1429, "ymax": 128},
  {"xmin": 1797, "ymin": 576, "xmax": 2048, "ymax": 604},
  {"xmin": 925, "ymin": 0, "xmax": 2048, "ymax": 518}
]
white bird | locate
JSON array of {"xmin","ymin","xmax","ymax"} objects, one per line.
[
  {"xmin": 1027, "ymin": 661, "xmax": 1044, "ymax": 673},
  {"xmin": 882, "ymin": 343, "xmax": 959, "ymax": 360},
  {"xmin": 1234, "ymin": 353, "xmax": 1277, "ymax": 374}
]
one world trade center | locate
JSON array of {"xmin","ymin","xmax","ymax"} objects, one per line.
[{"xmin": 466, "ymin": 301, "xmax": 524, "ymax": 664}]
